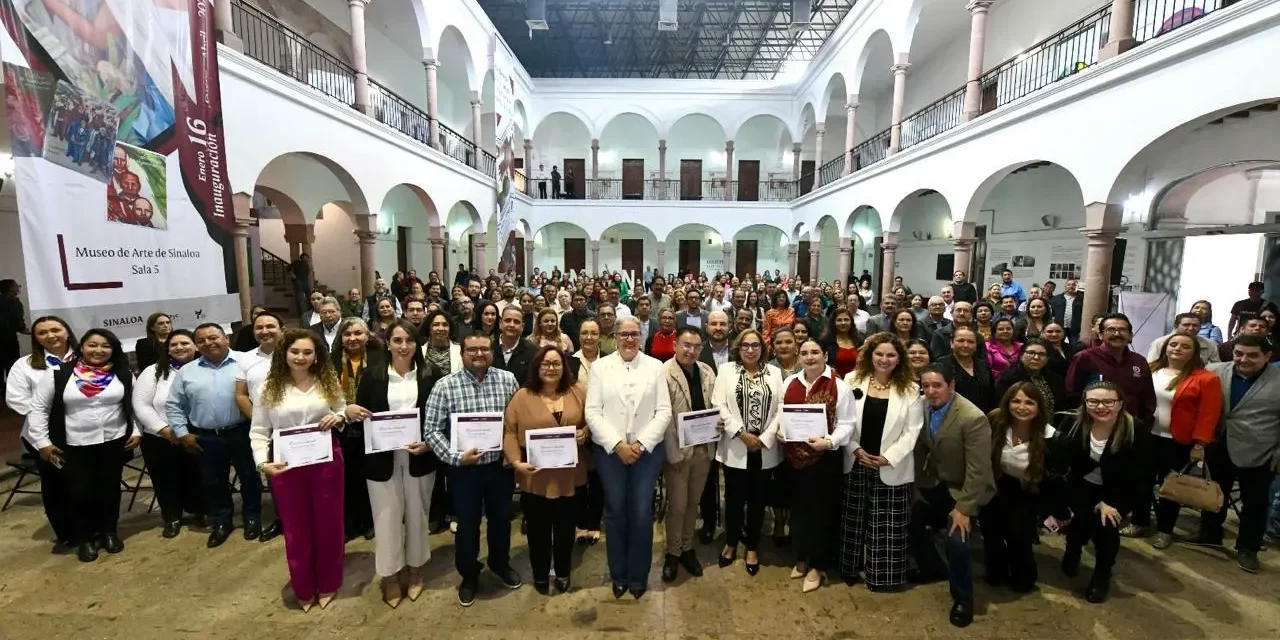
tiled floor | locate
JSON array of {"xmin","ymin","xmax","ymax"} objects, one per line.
[{"xmin": 0, "ymin": 476, "xmax": 1276, "ymax": 640}]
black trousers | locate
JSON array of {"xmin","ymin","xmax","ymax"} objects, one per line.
[
  {"xmin": 1065, "ymin": 479, "xmax": 1121, "ymax": 583},
  {"xmin": 22, "ymin": 439, "xmax": 74, "ymax": 543},
  {"xmin": 139, "ymin": 433, "xmax": 205, "ymax": 523},
  {"xmin": 63, "ymin": 437, "xmax": 128, "ymax": 544},
  {"xmin": 700, "ymin": 460, "xmax": 720, "ymax": 533},
  {"xmin": 340, "ymin": 428, "xmax": 373, "ymax": 538},
  {"xmin": 1201, "ymin": 442, "xmax": 1274, "ymax": 553},
  {"xmin": 1130, "ymin": 436, "xmax": 1191, "ymax": 532},
  {"xmin": 521, "ymin": 492, "xmax": 575, "ymax": 582},
  {"xmin": 537, "ymin": 181, "xmax": 547, "ymax": 199},
  {"xmin": 980, "ymin": 474, "xmax": 1040, "ymax": 591},
  {"xmin": 575, "ymin": 468, "xmax": 603, "ymax": 531},
  {"xmin": 429, "ymin": 470, "xmax": 452, "ymax": 524},
  {"xmin": 449, "ymin": 462, "xmax": 514, "ymax": 580},
  {"xmin": 723, "ymin": 452, "xmax": 766, "ymax": 550},
  {"xmin": 790, "ymin": 453, "xmax": 842, "ymax": 571}
]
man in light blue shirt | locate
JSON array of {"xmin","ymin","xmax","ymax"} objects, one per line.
[
  {"xmin": 166, "ymin": 323, "xmax": 260, "ymax": 547},
  {"xmin": 999, "ymin": 269, "xmax": 1027, "ymax": 307}
]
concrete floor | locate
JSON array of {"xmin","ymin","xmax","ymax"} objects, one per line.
[{"xmin": 0, "ymin": 475, "xmax": 1277, "ymax": 640}]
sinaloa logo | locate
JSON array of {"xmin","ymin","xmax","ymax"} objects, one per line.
[{"xmin": 103, "ymin": 316, "xmax": 144, "ymax": 328}]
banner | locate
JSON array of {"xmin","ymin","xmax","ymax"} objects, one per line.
[
  {"xmin": 492, "ymin": 42, "xmax": 517, "ymax": 275},
  {"xmin": 0, "ymin": 0, "xmax": 237, "ymax": 343}
]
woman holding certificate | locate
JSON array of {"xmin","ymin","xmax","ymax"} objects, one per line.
[
  {"xmin": 251, "ymin": 329, "xmax": 348, "ymax": 611},
  {"xmin": 712, "ymin": 329, "xmax": 783, "ymax": 576},
  {"xmin": 348, "ymin": 320, "xmax": 444, "ymax": 608},
  {"xmin": 779, "ymin": 339, "xmax": 855, "ymax": 593},
  {"xmin": 837, "ymin": 333, "xmax": 923, "ymax": 591},
  {"xmin": 333, "ymin": 318, "xmax": 379, "ymax": 542},
  {"xmin": 502, "ymin": 345, "xmax": 588, "ymax": 595}
]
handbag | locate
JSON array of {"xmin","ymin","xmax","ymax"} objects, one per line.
[{"xmin": 1158, "ymin": 461, "xmax": 1223, "ymax": 512}]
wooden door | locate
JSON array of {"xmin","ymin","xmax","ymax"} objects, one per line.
[
  {"xmin": 797, "ymin": 240, "xmax": 812, "ymax": 283},
  {"xmin": 736, "ymin": 160, "xmax": 760, "ymax": 201},
  {"xmin": 564, "ymin": 238, "xmax": 586, "ymax": 273},
  {"xmin": 678, "ymin": 239, "xmax": 701, "ymax": 277},
  {"xmin": 397, "ymin": 226, "xmax": 410, "ymax": 272},
  {"xmin": 680, "ymin": 160, "xmax": 703, "ymax": 200},
  {"xmin": 735, "ymin": 239, "xmax": 758, "ymax": 278},
  {"xmin": 467, "ymin": 237, "xmax": 476, "ymax": 271},
  {"xmin": 622, "ymin": 159, "xmax": 644, "ymax": 200},
  {"xmin": 512, "ymin": 236, "xmax": 526, "ymax": 280},
  {"xmin": 621, "ymin": 239, "xmax": 644, "ymax": 279},
  {"xmin": 799, "ymin": 161, "xmax": 815, "ymax": 195},
  {"xmin": 564, "ymin": 158, "xmax": 586, "ymax": 199}
]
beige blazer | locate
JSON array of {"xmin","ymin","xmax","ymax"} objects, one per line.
[{"xmin": 661, "ymin": 358, "xmax": 717, "ymax": 463}]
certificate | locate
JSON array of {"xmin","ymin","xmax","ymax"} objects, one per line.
[
  {"xmin": 781, "ymin": 404, "xmax": 828, "ymax": 442},
  {"xmin": 524, "ymin": 427, "xmax": 579, "ymax": 469},
  {"xmin": 677, "ymin": 409, "xmax": 721, "ymax": 448},
  {"xmin": 272, "ymin": 425, "xmax": 333, "ymax": 468},
  {"xmin": 364, "ymin": 409, "xmax": 421, "ymax": 454},
  {"xmin": 450, "ymin": 412, "xmax": 504, "ymax": 453}
]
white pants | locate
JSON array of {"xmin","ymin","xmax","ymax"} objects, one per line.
[{"xmin": 366, "ymin": 451, "xmax": 435, "ymax": 578}]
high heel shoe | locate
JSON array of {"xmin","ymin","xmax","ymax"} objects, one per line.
[
  {"xmin": 405, "ymin": 567, "xmax": 424, "ymax": 601},
  {"xmin": 299, "ymin": 598, "xmax": 315, "ymax": 613},
  {"xmin": 718, "ymin": 546, "xmax": 737, "ymax": 568},
  {"xmin": 802, "ymin": 570, "xmax": 825, "ymax": 593},
  {"xmin": 744, "ymin": 552, "xmax": 760, "ymax": 576},
  {"xmin": 381, "ymin": 578, "xmax": 403, "ymax": 609},
  {"xmin": 317, "ymin": 593, "xmax": 336, "ymax": 609}
]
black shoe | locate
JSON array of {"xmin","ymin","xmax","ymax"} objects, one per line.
[
  {"xmin": 554, "ymin": 577, "xmax": 571, "ymax": 594},
  {"xmin": 907, "ymin": 568, "xmax": 946, "ymax": 584},
  {"xmin": 662, "ymin": 554, "xmax": 680, "ymax": 583},
  {"xmin": 842, "ymin": 573, "xmax": 862, "ymax": 586},
  {"xmin": 76, "ymin": 542, "xmax": 98, "ymax": 563},
  {"xmin": 745, "ymin": 562, "xmax": 760, "ymax": 577},
  {"xmin": 950, "ymin": 602, "xmax": 974, "ymax": 628},
  {"xmin": 868, "ymin": 583, "xmax": 908, "ymax": 594},
  {"xmin": 1010, "ymin": 582, "xmax": 1039, "ymax": 594},
  {"xmin": 679, "ymin": 550, "xmax": 703, "ymax": 577},
  {"xmin": 1185, "ymin": 533, "xmax": 1224, "ymax": 548},
  {"xmin": 631, "ymin": 586, "xmax": 647, "ymax": 600},
  {"xmin": 458, "ymin": 577, "xmax": 478, "ymax": 607},
  {"xmin": 258, "ymin": 520, "xmax": 282, "ymax": 542},
  {"xmin": 1085, "ymin": 578, "xmax": 1111, "ymax": 603},
  {"xmin": 1061, "ymin": 548, "xmax": 1081, "ymax": 578},
  {"xmin": 533, "ymin": 580, "xmax": 550, "ymax": 595},
  {"xmin": 718, "ymin": 548, "xmax": 737, "ymax": 568},
  {"xmin": 162, "ymin": 521, "xmax": 182, "ymax": 539},
  {"xmin": 243, "ymin": 520, "xmax": 261, "ymax": 541},
  {"xmin": 100, "ymin": 533, "xmax": 124, "ymax": 554},
  {"xmin": 611, "ymin": 583, "xmax": 628, "ymax": 599},
  {"xmin": 699, "ymin": 527, "xmax": 715, "ymax": 544},
  {"xmin": 363, "ymin": 527, "xmax": 375, "ymax": 540},
  {"xmin": 520, "ymin": 518, "xmax": 528, "ymax": 536},
  {"xmin": 207, "ymin": 525, "xmax": 232, "ymax": 548},
  {"xmin": 492, "ymin": 566, "xmax": 523, "ymax": 589},
  {"xmin": 52, "ymin": 539, "xmax": 75, "ymax": 554}
]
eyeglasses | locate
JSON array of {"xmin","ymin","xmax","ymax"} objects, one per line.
[
  {"xmin": 1102, "ymin": 327, "xmax": 1130, "ymax": 335},
  {"xmin": 739, "ymin": 343, "xmax": 762, "ymax": 351},
  {"xmin": 463, "ymin": 347, "xmax": 490, "ymax": 355},
  {"xmin": 618, "ymin": 332, "xmax": 642, "ymax": 340},
  {"xmin": 1084, "ymin": 398, "xmax": 1120, "ymax": 408},
  {"xmin": 539, "ymin": 361, "xmax": 563, "ymax": 370},
  {"xmin": 1023, "ymin": 351, "xmax": 1048, "ymax": 359}
]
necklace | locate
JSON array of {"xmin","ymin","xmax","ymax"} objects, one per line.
[{"xmin": 869, "ymin": 378, "xmax": 891, "ymax": 391}]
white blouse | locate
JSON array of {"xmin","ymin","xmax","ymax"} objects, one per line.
[
  {"xmin": 7, "ymin": 352, "xmax": 71, "ymax": 445},
  {"xmin": 1151, "ymin": 368, "xmax": 1176, "ymax": 439},
  {"xmin": 249, "ymin": 384, "xmax": 346, "ymax": 467},
  {"xmin": 27, "ymin": 373, "xmax": 132, "ymax": 449},
  {"xmin": 387, "ymin": 366, "xmax": 419, "ymax": 411},
  {"xmin": 132, "ymin": 364, "xmax": 179, "ymax": 436},
  {"xmin": 999, "ymin": 425, "xmax": 1056, "ymax": 478}
]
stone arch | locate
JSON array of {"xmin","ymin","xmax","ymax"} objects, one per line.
[
  {"xmin": 532, "ymin": 111, "xmax": 594, "ymax": 173},
  {"xmin": 729, "ymin": 114, "xmax": 794, "ymax": 181},
  {"xmin": 889, "ymin": 188, "xmax": 951, "ymax": 235},
  {"xmin": 1150, "ymin": 161, "xmax": 1280, "ymax": 230},
  {"xmin": 962, "ymin": 161, "xmax": 1086, "ymax": 225},
  {"xmin": 669, "ymin": 114, "xmax": 729, "ymax": 183},
  {"xmin": 664, "ymin": 223, "xmax": 723, "ymax": 277},
  {"xmin": 436, "ymin": 25, "xmax": 477, "ymax": 132},
  {"xmin": 846, "ymin": 205, "xmax": 883, "ymax": 278},
  {"xmin": 599, "ymin": 113, "xmax": 662, "ymax": 182},
  {"xmin": 732, "ymin": 224, "xmax": 790, "ymax": 280}
]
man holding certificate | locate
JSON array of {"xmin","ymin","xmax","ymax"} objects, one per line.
[
  {"xmin": 422, "ymin": 332, "xmax": 523, "ymax": 607},
  {"xmin": 659, "ymin": 328, "xmax": 719, "ymax": 583}
]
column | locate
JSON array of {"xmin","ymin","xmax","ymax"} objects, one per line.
[
  {"xmin": 658, "ymin": 139, "xmax": 667, "ymax": 179},
  {"xmin": 787, "ymin": 243, "xmax": 798, "ymax": 275},
  {"xmin": 590, "ymin": 241, "xmax": 600, "ymax": 274},
  {"xmin": 842, "ymin": 97, "xmax": 858, "ymax": 175},
  {"xmin": 952, "ymin": 220, "xmax": 977, "ymax": 278},
  {"xmin": 284, "ymin": 223, "xmax": 314, "ymax": 264},
  {"xmin": 354, "ymin": 217, "xmax": 377, "ymax": 295},
  {"xmin": 214, "ymin": 0, "xmax": 243, "ymax": 51},
  {"xmin": 348, "ymin": 0, "xmax": 370, "ymax": 114},
  {"xmin": 590, "ymin": 138, "xmax": 600, "ymax": 199},
  {"xmin": 888, "ymin": 57, "xmax": 910, "ymax": 154},
  {"xmin": 722, "ymin": 242, "xmax": 733, "ymax": 274},
  {"xmin": 470, "ymin": 92, "xmax": 483, "ymax": 151},
  {"xmin": 962, "ymin": 1, "xmax": 995, "ymax": 122},
  {"xmin": 429, "ymin": 225, "xmax": 447, "ymax": 277},
  {"xmin": 837, "ymin": 238, "xmax": 852, "ymax": 286},
  {"xmin": 424, "ymin": 58, "xmax": 440, "ymax": 148},
  {"xmin": 724, "ymin": 140, "xmax": 735, "ymax": 201},
  {"xmin": 471, "ymin": 232, "xmax": 488, "ymax": 275},
  {"xmin": 1080, "ymin": 203, "xmax": 1124, "ymax": 344},
  {"xmin": 813, "ymin": 124, "xmax": 825, "ymax": 186},
  {"xmin": 656, "ymin": 242, "xmax": 667, "ymax": 277},
  {"xmin": 525, "ymin": 241, "xmax": 536, "ymax": 281},
  {"xmin": 792, "ymin": 143, "xmax": 802, "ymax": 180},
  {"xmin": 232, "ymin": 193, "xmax": 253, "ymax": 323},
  {"xmin": 880, "ymin": 231, "xmax": 900, "ymax": 298},
  {"xmin": 808, "ymin": 249, "xmax": 820, "ymax": 284},
  {"xmin": 1100, "ymin": 0, "xmax": 1137, "ymax": 60}
]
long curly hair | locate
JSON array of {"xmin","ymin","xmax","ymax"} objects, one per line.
[
  {"xmin": 850, "ymin": 332, "xmax": 915, "ymax": 394},
  {"xmin": 260, "ymin": 329, "xmax": 343, "ymax": 408}
]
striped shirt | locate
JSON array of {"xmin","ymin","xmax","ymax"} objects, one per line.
[{"xmin": 422, "ymin": 366, "xmax": 518, "ymax": 466}]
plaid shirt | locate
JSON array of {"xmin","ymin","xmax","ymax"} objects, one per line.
[{"xmin": 423, "ymin": 366, "xmax": 518, "ymax": 466}]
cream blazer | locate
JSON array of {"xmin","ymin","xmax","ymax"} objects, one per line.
[
  {"xmin": 585, "ymin": 351, "xmax": 672, "ymax": 454},
  {"xmin": 842, "ymin": 373, "xmax": 924, "ymax": 486},
  {"xmin": 712, "ymin": 362, "xmax": 783, "ymax": 470}
]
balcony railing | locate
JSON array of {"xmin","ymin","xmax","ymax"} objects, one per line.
[
  {"xmin": 647, "ymin": 179, "xmax": 680, "ymax": 200},
  {"xmin": 513, "ymin": 169, "xmax": 528, "ymax": 194},
  {"xmin": 586, "ymin": 179, "xmax": 621, "ymax": 200},
  {"xmin": 438, "ymin": 121, "xmax": 477, "ymax": 168},
  {"xmin": 479, "ymin": 149, "xmax": 497, "ymax": 177},
  {"xmin": 900, "ymin": 86, "xmax": 965, "ymax": 151},
  {"xmin": 232, "ymin": 0, "xmax": 356, "ymax": 107},
  {"xmin": 817, "ymin": 156, "xmax": 843, "ymax": 187},
  {"xmin": 367, "ymin": 79, "xmax": 430, "ymax": 144},
  {"xmin": 552, "ymin": 178, "xmax": 806, "ymax": 202},
  {"xmin": 761, "ymin": 179, "xmax": 798, "ymax": 201},
  {"xmin": 976, "ymin": 4, "xmax": 1112, "ymax": 114},
  {"xmin": 1135, "ymin": 0, "xmax": 1228, "ymax": 42},
  {"xmin": 851, "ymin": 129, "xmax": 891, "ymax": 172}
]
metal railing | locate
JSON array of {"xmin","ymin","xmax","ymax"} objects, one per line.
[
  {"xmin": 513, "ymin": 169, "xmax": 528, "ymax": 194},
  {"xmin": 646, "ymin": 179, "xmax": 680, "ymax": 200},
  {"xmin": 1134, "ymin": 0, "xmax": 1227, "ymax": 43},
  {"xmin": 761, "ymin": 180, "xmax": 798, "ymax": 201},
  {"xmin": 976, "ymin": 4, "xmax": 1111, "ymax": 114},
  {"xmin": 900, "ymin": 86, "xmax": 966, "ymax": 150},
  {"xmin": 367, "ymin": 79, "xmax": 430, "ymax": 144},
  {"xmin": 586, "ymin": 179, "xmax": 620, "ymax": 199},
  {"xmin": 479, "ymin": 149, "xmax": 497, "ymax": 176},
  {"xmin": 261, "ymin": 247, "xmax": 290, "ymax": 288},
  {"xmin": 232, "ymin": 0, "xmax": 356, "ymax": 107},
  {"xmin": 817, "ymin": 156, "xmax": 843, "ymax": 187},
  {"xmin": 850, "ymin": 129, "xmax": 892, "ymax": 172},
  {"xmin": 438, "ymin": 121, "xmax": 476, "ymax": 168}
]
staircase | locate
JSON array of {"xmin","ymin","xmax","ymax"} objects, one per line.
[{"xmin": 261, "ymin": 249, "xmax": 337, "ymax": 320}]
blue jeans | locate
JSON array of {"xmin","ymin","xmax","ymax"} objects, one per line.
[
  {"xmin": 909, "ymin": 484, "xmax": 974, "ymax": 606},
  {"xmin": 195, "ymin": 425, "xmax": 261, "ymax": 527},
  {"xmin": 448, "ymin": 462, "xmax": 514, "ymax": 580},
  {"xmin": 593, "ymin": 443, "xmax": 665, "ymax": 590}
]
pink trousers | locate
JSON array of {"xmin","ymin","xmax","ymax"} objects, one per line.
[{"xmin": 273, "ymin": 435, "xmax": 346, "ymax": 602}]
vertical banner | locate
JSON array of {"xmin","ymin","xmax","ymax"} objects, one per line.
[
  {"xmin": 0, "ymin": 0, "xmax": 237, "ymax": 343},
  {"xmin": 492, "ymin": 41, "xmax": 517, "ymax": 276}
]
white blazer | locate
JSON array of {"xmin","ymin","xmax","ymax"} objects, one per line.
[
  {"xmin": 777, "ymin": 367, "xmax": 856, "ymax": 449},
  {"xmin": 421, "ymin": 342, "xmax": 462, "ymax": 373},
  {"xmin": 712, "ymin": 362, "xmax": 783, "ymax": 470},
  {"xmin": 842, "ymin": 372, "xmax": 924, "ymax": 486},
  {"xmin": 585, "ymin": 351, "xmax": 672, "ymax": 454}
]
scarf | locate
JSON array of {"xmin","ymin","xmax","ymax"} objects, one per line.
[
  {"xmin": 73, "ymin": 361, "xmax": 115, "ymax": 398},
  {"xmin": 169, "ymin": 358, "xmax": 188, "ymax": 370},
  {"xmin": 781, "ymin": 371, "xmax": 837, "ymax": 469},
  {"xmin": 341, "ymin": 354, "xmax": 365, "ymax": 404},
  {"xmin": 46, "ymin": 354, "xmax": 67, "ymax": 367}
]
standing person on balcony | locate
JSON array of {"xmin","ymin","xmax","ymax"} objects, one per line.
[
  {"xmin": 564, "ymin": 167, "xmax": 576, "ymax": 199},
  {"xmin": 551, "ymin": 166, "xmax": 561, "ymax": 200},
  {"xmin": 290, "ymin": 254, "xmax": 313, "ymax": 320},
  {"xmin": 536, "ymin": 164, "xmax": 548, "ymax": 199}
]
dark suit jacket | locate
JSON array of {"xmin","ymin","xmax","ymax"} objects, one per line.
[
  {"xmin": 1049, "ymin": 293, "xmax": 1084, "ymax": 334},
  {"xmin": 494, "ymin": 337, "xmax": 537, "ymax": 386},
  {"xmin": 675, "ymin": 310, "xmax": 710, "ymax": 335},
  {"xmin": 353, "ymin": 363, "xmax": 443, "ymax": 481},
  {"xmin": 308, "ymin": 322, "xmax": 340, "ymax": 354},
  {"xmin": 1046, "ymin": 421, "xmax": 1146, "ymax": 518},
  {"xmin": 952, "ymin": 282, "xmax": 978, "ymax": 304},
  {"xmin": 913, "ymin": 394, "xmax": 995, "ymax": 516},
  {"xmin": 994, "ymin": 365, "xmax": 1068, "ymax": 414},
  {"xmin": 930, "ymin": 324, "xmax": 989, "ymax": 360}
]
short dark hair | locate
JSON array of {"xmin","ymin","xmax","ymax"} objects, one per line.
[
  {"xmin": 919, "ymin": 363, "xmax": 954, "ymax": 384},
  {"xmin": 1248, "ymin": 281, "xmax": 1264, "ymax": 291},
  {"xmin": 254, "ymin": 311, "xmax": 284, "ymax": 328},
  {"xmin": 406, "ymin": 299, "xmax": 426, "ymax": 311},
  {"xmin": 1100, "ymin": 313, "xmax": 1132, "ymax": 332},
  {"xmin": 1002, "ymin": 269, "xmax": 1013, "ymax": 275},
  {"xmin": 1174, "ymin": 312, "xmax": 1201, "ymax": 326},
  {"xmin": 676, "ymin": 327, "xmax": 703, "ymax": 343},
  {"xmin": 1000, "ymin": 295, "xmax": 1016, "ymax": 303},
  {"xmin": 523, "ymin": 345, "xmax": 576, "ymax": 393},
  {"xmin": 462, "ymin": 331, "xmax": 493, "ymax": 348},
  {"xmin": 193, "ymin": 322, "xmax": 226, "ymax": 336},
  {"xmin": 1235, "ymin": 333, "xmax": 1273, "ymax": 353}
]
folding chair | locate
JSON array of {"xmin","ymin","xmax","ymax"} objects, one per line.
[
  {"xmin": 3, "ymin": 454, "xmax": 42, "ymax": 511},
  {"xmin": 121, "ymin": 451, "xmax": 156, "ymax": 512}
]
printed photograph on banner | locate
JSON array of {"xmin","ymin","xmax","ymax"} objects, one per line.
[
  {"xmin": 3, "ymin": 63, "xmax": 56, "ymax": 157},
  {"xmin": 41, "ymin": 80, "xmax": 119, "ymax": 182},
  {"xmin": 11, "ymin": 0, "xmax": 180, "ymax": 146},
  {"xmin": 107, "ymin": 142, "xmax": 167, "ymax": 230}
]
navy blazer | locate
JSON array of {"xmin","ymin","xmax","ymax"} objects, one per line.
[{"xmin": 353, "ymin": 362, "xmax": 443, "ymax": 481}]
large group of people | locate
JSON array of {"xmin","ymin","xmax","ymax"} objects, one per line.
[{"xmin": 5, "ymin": 262, "xmax": 1279, "ymax": 627}]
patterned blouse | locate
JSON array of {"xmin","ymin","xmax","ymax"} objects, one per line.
[
  {"xmin": 424, "ymin": 344, "xmax": 452, "ymax": 375},
  {"xmin": 735, "ymin": 364, "xmax": 772, "ymax": 435}
]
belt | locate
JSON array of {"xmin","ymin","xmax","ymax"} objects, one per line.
[{"xmin": 189, "ymin": 422, "xmax": 249, "ymax": 434}]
